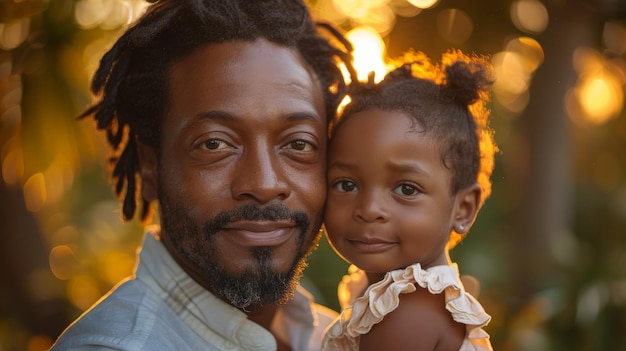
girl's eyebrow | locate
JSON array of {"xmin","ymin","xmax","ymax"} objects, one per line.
[
  {"xmin": 385, "ymin": 160, "xmax": 429, "ymax": 175},
  {"xmin": 327, "ymin": 160, "xmax": 433, "ymax": 180},
  {"xmin": 327, "ymin": 160, "xmax": 357, "ymax": 171}
]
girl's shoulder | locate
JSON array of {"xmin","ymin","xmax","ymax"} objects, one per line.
[
  {"xmin": 359, "ymin": 285, "xmax": 464, "ymax": 351},
  {"xmin": 324, "ymin": 263, "xmax": 493, "ymax": 351}
]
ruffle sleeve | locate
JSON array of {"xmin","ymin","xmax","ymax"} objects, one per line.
[{"xmin": 322, "ymin": 263, "xmax": 492, "ymax": 351}]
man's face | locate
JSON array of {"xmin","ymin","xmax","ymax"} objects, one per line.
[{"xmin": 152, "ymin": 39, "xmax": 327, "ymax": 308}]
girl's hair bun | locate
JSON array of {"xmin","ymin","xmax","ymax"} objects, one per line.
[{"xmin": 442, "ymin": 57, "xmax": 493, "ymax": 106}]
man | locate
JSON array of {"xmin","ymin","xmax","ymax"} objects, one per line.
[{"xmin": 51, "ymin": 0, "xmax": 354, "ymax": 350}]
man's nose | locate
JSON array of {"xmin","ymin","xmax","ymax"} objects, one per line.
[{"xmin": 231, "ymin": 145, "xmax": 290, "ymax": 203}]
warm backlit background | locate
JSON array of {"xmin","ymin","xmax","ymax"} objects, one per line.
[{"xmin": 1, "ymin": 0, "xmax": 625, "ymax": 350}]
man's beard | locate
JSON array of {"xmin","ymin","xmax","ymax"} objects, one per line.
[{"xmin": 158, "ymin": 189, "xmax": 321, "ymax": 309}]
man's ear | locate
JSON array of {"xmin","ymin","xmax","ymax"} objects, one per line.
[
  {"xmin": 452, "ymin": 183, "xmax": 481, "ymax": 235},
  {"xmin": 136, "ymin": 141, "xmax": 158, "ymax": 202}
]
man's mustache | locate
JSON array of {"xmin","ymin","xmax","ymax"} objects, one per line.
[{"xmin": 202, "ymin": 202, "xmax": 309, "ymax": 235}]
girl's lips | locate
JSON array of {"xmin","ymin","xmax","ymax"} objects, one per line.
[{"xmin": 347, "ymin": 238, "xmax": 396, "ymax": 253}]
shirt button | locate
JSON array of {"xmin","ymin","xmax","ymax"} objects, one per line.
[{"xmin": 225, "ymin": 341, "xmax": 236, "ymax": 349}]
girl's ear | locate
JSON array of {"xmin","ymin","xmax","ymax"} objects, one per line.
[
  {"xmin": 452, "ymin": 183, "xmax": 481, "ymax": 235},
  {"xmin": 136, "ymin": 141, "xmax": 158, "ymax": 203}
]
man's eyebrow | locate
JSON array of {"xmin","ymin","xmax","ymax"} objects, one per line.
[
  {"xmin": 285, "ymin": 111, "xmax": 323, "ymax": 123},
  {"xmin": 195, "ymin": 110, "xmax": 233, "ymax": 121},
  {"xmin": 195, "ymin": 110, "xmax": 322, "ymax": 122}
]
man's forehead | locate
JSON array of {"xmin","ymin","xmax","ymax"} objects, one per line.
[{"xmin": 167, "ymin": 40, "xmax": 325, "ymax": 112}]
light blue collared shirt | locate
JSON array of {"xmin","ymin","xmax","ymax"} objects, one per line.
[{"xmin": 51, "ymin": 227, "xmax": 337, "ymax": 350}]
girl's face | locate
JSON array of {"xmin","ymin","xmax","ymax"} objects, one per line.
[{"xmin": 325, "ymin": 109, "xmax": 463, "ymax": 280}]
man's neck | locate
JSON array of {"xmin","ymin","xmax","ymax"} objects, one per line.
[
  {"xmin": 245, "ymin": 303, "xmax": 278, "ymax": 329},
  {"xmin": 247, "ymin": 304, "xmax": 293, "ymax": 351}
]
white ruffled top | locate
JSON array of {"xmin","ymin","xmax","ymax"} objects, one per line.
[{"xmin": 322, "ymin": 263, "xmax": 493, "ymax": 351}]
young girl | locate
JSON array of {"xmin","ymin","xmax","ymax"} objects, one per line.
[{"xmin": 321, "ymin": 50, "xmax": 495, "ymax": 351}]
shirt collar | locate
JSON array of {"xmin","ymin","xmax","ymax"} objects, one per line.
[{"xmin": 134, "ymin": 226, "xmax": 318, "ymax": 350}]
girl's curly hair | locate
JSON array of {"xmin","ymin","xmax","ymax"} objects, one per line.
[{"xmin": 333, "ymin": 50, "xmax": 496, "ymax": 247}]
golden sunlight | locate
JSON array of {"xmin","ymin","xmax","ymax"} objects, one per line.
[
  {"xmin": 406, "ymin": 0, "xmax": 439, "ymax": 9},
  {"xmin": 571, "ymin": 48, "xmax": 624, "ymax": 125},
  {"xmin": 506, "ymin": 37, "xmax": 544, "ymax": 73},
  {"xmin": 75, "ymin": 0, "xmax": 148, "ymax": 30},
  {"xmin": 491, "ymin": 37, "xmax": 544, "ymax": 115},
  {"xmin": 492, "ymin": 52, "xmax": 529, "ymax": 95},
  {"xmin": 332, "ymin": 0, "xmax": 389, "ymax": 18},
  {"xmin": 346, "ymin": 26, "xmax": 389, "ymax": 83},
  {"xmin": 67, "ymin": 275, "xmax": 102, "ymax": 311},
  {"xmin": 576, "ymin": 74, "xmax": 623, "ymax": 125},
  {"xmin": 99, "ymin": 250, "xmax": 136, "ymax": 285}
]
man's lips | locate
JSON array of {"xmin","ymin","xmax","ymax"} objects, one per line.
[{"xmin": 222, "ymin": 221, "xmax": 296, "ymax": 247}]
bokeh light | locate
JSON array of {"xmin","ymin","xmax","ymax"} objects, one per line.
[
  {"xmin": 493, "ymin": 52, "xmax": 530, "ymax": 108},
  {"xmin": 23, "ymin": 172, "xmax": 46, "ymax": 212},
  {"xmin": 1, "ymin": 138, "xmax": 24, "ymax": 185},
  {"xmin": 75, "ymin": 0, "xmax": 148, "ymax": 30},
  {"xmin": 0, "ymin": 18, "xmax": 30, "ymax": 50},
  {"xmin": 510, "ymin": 0, "xmax": 549, "ymax": 34},
  {"xmin": 491, "ymin": 37, "xmax": 544, "ymax": 116},
  {"xmin": 576, "ymin": 74, "xmax": 623, "ymax": 124},
  {"xmin": 506, "ymin": 37, "xmax": 544, "ymax": 73},
  {"xmin": 99, "ymin": 250, "xmax": 136, "ymax": 285},
  {"xmin": 406, "ymin": 0, "xmax": 439, "ymax": 9},
  {"xmin": 49, "ymin": 245, "xmax": 80, "ymax": 281},
  {"xmin": 67, "ymin": 275, "xmax": 102, "ymax": 311},
  {"xmin": 1, "ymin": 1, "xmax": 625, "ymax": 350},
  {"xmin": 567, "ymin": 47, "xmax": 624, "ymax": 125},
  {"xmin": 391, "ymin": 0, "xmax": 423, "ymax": 17}
]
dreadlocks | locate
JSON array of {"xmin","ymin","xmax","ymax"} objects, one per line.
[{"xmin": 80, "ymin": 0, "xmax": 354, "ymax": 222}]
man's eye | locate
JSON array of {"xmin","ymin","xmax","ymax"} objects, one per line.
[
  {"xmin": 393, "ymin": 184, "xmax": 418, "ymax": 196},
  {"xmin": 290, "ymin": 140, "xmax": 313, "ymax": 151},
  {"xmin": 335, "ymin": 180, "xmax": 357, "ymax": 193},
  {"xmin": 203, "ymin": 139, "xmax": 228, "ymax": 150}
]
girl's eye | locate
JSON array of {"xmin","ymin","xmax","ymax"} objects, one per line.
[
  {"xmin": 289, "ymin": 140, "xmax": 314, "ymax": 151},
  {"xmin": 335, "ymin": 180, "xmax": 357, "ymax": 193},
  {"xmin": 393, "ymin": 184, "xmax": 419, "ymax": 196},
  {"xmin": 202, "ymin": 139, "xmax": 229, "ymax": 150}
]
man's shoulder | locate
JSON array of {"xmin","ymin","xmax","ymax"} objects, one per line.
[
  {"xmin": 292, "ymin": 285, "xmax": 338, "ymax": 323},
  {"xmin": 50, "ymin": 278, "xmax": 178, "ymax": 350},
  {"xmin": 312, "ymin": 301, "xmax": 339, "ymax": 326}
]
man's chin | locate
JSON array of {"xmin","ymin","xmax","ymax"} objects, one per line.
[
  {"xmin": 209, "ymin": 251, "xmax": 308, "ymax": 308},
  {"xmin": 212, "ymin": 271, "xmax": 298, "ymax": 308}
]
